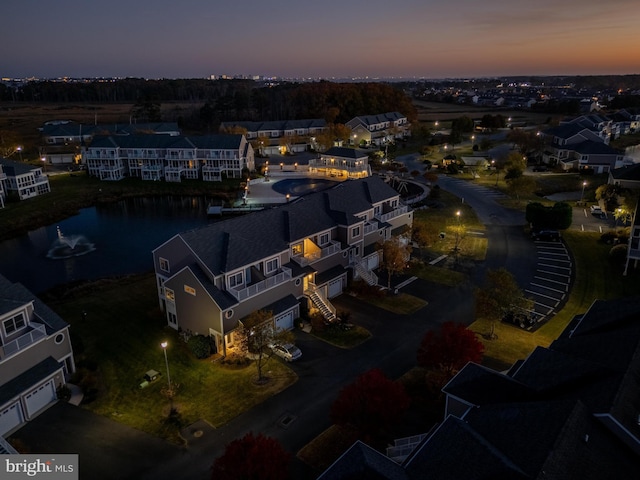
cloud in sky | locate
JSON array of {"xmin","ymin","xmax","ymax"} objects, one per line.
[{"xmin": 2, "ymin": 0, "xmax": 638, "ymax": 78}]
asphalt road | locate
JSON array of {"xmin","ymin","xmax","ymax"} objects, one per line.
[{"xmin": 12, "ymin": 164, "xmax": 548, "ymax": 480}]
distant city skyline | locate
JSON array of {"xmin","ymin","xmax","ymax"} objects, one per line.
[{"xmin": 2, "ymin": 0, "xmax": 638, "ymax": 80}]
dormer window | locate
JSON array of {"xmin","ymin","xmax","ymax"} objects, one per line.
[{"xmin": 3, "ymin": 313, "xmax": 26, "ymax": 336}]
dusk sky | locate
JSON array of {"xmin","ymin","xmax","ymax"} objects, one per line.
[{"xmin": 3, "ymin": 0, "xmax": 639, "ymax": 79}]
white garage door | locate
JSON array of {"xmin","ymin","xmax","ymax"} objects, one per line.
[
  {"xmin": 275, "ymin": 311, "xmax": 294, "ymax": 331},
  {"xmin": 0, "ymin": 402, "xmax": 24, "ymax": 435},
  {"xmin": 25, "ymin": 380, "xmax": 57, "ymax": 417},
  {"xmin": 328, "ymin": 278, "xmax": 343, "ymax": 298}
]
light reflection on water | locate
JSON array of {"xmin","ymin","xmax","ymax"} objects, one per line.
[{"xmin": 0, "ymin": 196, "xmax": 216, "ymax": 293}]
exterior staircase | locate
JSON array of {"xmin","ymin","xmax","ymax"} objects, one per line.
[
  {"xmin": 308, "ymin": 289, "xmax": 336, "ymax": 323},
  {"xmin": 354, "ymin": 260, "xmax": 378, "ymax": 286}
]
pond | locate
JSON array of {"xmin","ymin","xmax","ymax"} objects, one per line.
[{"xmin": 0, "ymin": 196, "xmax": 215, "ymax": 294}]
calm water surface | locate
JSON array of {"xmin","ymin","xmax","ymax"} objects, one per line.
[{"xmin": 0, "ymin": 196, "xmax": 216, "ymax": 293}]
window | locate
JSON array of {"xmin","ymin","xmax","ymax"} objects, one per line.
[
  {"xmin": 159, "ymin": 257, "xmax": 170, "ymax": 273},
  {"xmin": 319, "ymin": 233, "xmax": 330, "ymax": 246},
  {"xmin": 292, "ymin": 243, "xmax": 303, "ymax": 256},
  {"xmin": 3, "ymin": 313, "xmax": 26, "ymax": 335},
  {"xmin": 265, "ymin": 257, "xmax": 279, "ymax": 274},
  {"xmin": 351, "ymin": 226, "xmax": 361, "ymax": 238},
  {"xmin": 54, "ymin": 333, "xmax": 65, "ymax": 345},
  {"xmin": 165, "ymin": 288, "xmax": 175, "ymax": 301},
  {"xmin": 228, "ymin": 272, "xmax": 243, "ymax": 288},
  {"xmin": 184, "ymin": 285, "xmax": 196, "ymax": 296}
]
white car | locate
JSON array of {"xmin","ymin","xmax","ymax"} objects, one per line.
[
  {"xmin": 590, "ymin": 205, "xmax": 603, "ymax": 216},
  {"xmin": 270, "ymin": 343, "xmax": 302, "ymax": 362}
]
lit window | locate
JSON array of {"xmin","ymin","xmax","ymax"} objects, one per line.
[
  {"xmin": 292, "ymin": 243, "xmax": 303, "ymax": 256},
  {"xmin": 3, "ymin": 313, "xmax": 26, "ymax": 335},
  {"xmin": 184, "ymin": 285, "xmax": 196, "ymax": 296},
  {"xmin": 165, "ymin": 288, "xmax": 175, "ymax": 301}
]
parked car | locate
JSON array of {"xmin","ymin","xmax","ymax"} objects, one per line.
[
  {"xmin": 269, "ymin": 343, "xmax": 302, "ymax": 362},
  {"xmin": 531, "ymin": 229, "xmax": 561, "ymax": 241},
  {"xmin": 590, "ymin": 205, "xmax": 603, "ymax": 216},
  {"xmin": 532, "ymin": 165, "xmax": 548, "ymax": 172},
  {"xmin": 503, "ymin": 310, "xmax": 536, "ymax": 329}
]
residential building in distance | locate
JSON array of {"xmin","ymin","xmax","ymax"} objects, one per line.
[
  {"xmin": 152, "ymin": 176, "xmax": 412, "ymax": 355},
  {"xmin": 84, "ymin": 134, "xmax": 254, "ymax": 182},
  {"xmin": 219, "ymin": 119, "xmax": 327, "ymax": 155},
  {"xmin": 0, "ymin": 158, "xmax": 51, "ymax": 200},
  {"xmin": 308, "ymin": 147, "xmax": 371, "ymax": 179},
  {"xmin": 540, "ymin": 122, "xmax": 624, "ymax": 173},
  {"xmin": 319, "ymin": 297, "xmax": 640, "ymax": 479},
  {"xmin": 0, "ymin": 274, "xmax": 75, "ymax": 437},
  {"xmin": 0, "ymin": 162, "xmax": 6, "ymax": 208},
  {"xmin": 346, "ymin": 112, "xmax": 410, "ymax": 148}
]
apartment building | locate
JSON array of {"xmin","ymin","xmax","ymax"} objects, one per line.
[
  {"xmin": 0, "ymin": 158, "xmax": 51, "ymax": 201},
  {"xmin": 152, "ymin": 176, "xmax": 412, "ymax": 355}
]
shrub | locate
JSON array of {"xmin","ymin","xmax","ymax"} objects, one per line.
[
  {"xmin": 188, "ymin": 334, "xmax": 212, "ymax": 359},
  {"xmin": 609, "ymin": 244, "xmax": 628, "ymax": 265}
]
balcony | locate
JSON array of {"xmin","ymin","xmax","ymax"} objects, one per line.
[
  {"xmin": 364, "ymin": 221, "xmax": 379, "ymax": 235},
  {"xmin": 0, "ymin": 324, "xmax": 46, "ymax": 359},
  {"xmin": 291, "ymin": 241, "xmax": 342, "ymax": 267},
  {"xmin": 229, "ymin": 266, "xmax": 292, "ymax": 301},
  {"xmin": 376, "ymin": 205, "xmax": 408, "ymax": 223}
]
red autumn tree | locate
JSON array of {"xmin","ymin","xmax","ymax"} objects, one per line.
[
  {"xmin": 211, "ymin": 432, "xmax": 290, "ymax": 480},
  {"xmin": 330, "ymin": 368, "xmax": 410, "ymax": 442},
  {"xmin": 417, "ymin": 321, "xmax": 484, "ymax": 378}
]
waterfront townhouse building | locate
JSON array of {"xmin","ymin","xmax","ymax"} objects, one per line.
[
  {"xmin": 346, "ymin": 112, "xmax": 410, "ymax": 147},
  {"xmin": 84, "ymin": 134, "xmax": 254, "ymax": 182},
  {"xmin": 152, "ymin": 176, "xmax": 412, "ymax": 355},
  {"xmin": 560, "ymin": 114, "xmax": 618, "ymax": 142},
  {"xmin": 0, "ymin": 274, "xmax": 75, "ymax": 436},
  {"xmin": 0, "ymin": 158, "xmax": 51, "ymax": 200},
  {"xmin": 308, "ymin": 147, "xmax": 371, "ymax": 179},
  {"xmin": 41, "ymin": 122, "xmax": 181, "ymax": 145},
  {"xmin": 219, "ymin": 119, "xmax": 327, "ymax": 155}
]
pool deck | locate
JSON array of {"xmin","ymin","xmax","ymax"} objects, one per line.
[{"xmin": 235, "ymin": 168, "xmax": 347, "ymax": 207}]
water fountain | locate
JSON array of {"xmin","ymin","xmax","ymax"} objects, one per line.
[{"xmin": 46, "ymin": 226, "xmax": 96, "ymax": 260}]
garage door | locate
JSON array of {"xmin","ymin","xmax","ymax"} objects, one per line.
[
  {"xmin": 0, "ymin": 402, "xmax": 24, "ymax": 435},
  {"xmin": 25, "ymin": 380, "xmax": 57, "ymax": 418},
  {"xmin": 275, "ymin": 311, "xmax": 294, "ymax": 331},
  {"xmin": 328, "ymin": 278, "xmax": 343, "ymax": 298}
]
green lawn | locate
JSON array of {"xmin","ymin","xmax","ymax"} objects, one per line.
[
  {"xmin": 45, "ymin": 274, "xmax": 296, "ymax": 443},
  {"xmin": 472, "ymin": 229, "xmax": 640, "ymax": 368},
  {"xmin": 365, "ymin": 292, "xmax": 428, "ymax": 315},
  {"xmin": 312, "ymin": 325, "xmax": 372, "ymax": 348}
]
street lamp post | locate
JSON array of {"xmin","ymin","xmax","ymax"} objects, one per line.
[
  {"xmin": 160, "ymin": 341, "xmax": 171, "ymax": 391},
  {"xmin": 454, "ymin": 210, "xmax": 462, "ymax": 252},
  {"xmin": 580, "ymin": 181, "xmax": 587, "ymax": 205}
]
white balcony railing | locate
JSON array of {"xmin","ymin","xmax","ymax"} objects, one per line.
[
  {"xmin": 292, "ymin": 241, "xmax": 342, "ymax": 266},
  {"xmin": 229, "ymin": 266, "xmax": 292, "ymax": 301},
  {"xmin": 1, "ymin": 324, "xmax": 47, "ymax": 359},
  {"xmin": 376, "ymin": 205, "xmax": 408, "ymax": 223}
]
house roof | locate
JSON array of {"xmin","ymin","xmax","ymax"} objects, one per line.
[
  {"xmin": 0, "ymin": 274, "xmax": 68, "ymax": 335},
  {"xmin": 318, "ymin": 440, "xmax": 408, "ymax": 480},
  {"xmin": 88, "ymin": 134, "xmax": 244, "ymax": 151},
  {"xmin": 610, "ymin": 163, "xmax": 640, "ymax": 181},
  {"xmin": 0, "ymin": 158, "xmax": 40, "ymax": 176},
  {"xmin": 319, "ymin": 296, "xmax": 640, "ymax": 479},
  {"xmin": 0, "ymin": 356, "xmax": 62, "ymax": 406},
  {"xmin": 346, "ymin": 112, "xmax": 406, "ymax": 128},
  {"xmin": 220, "ymin": 118, "xmax": 326, "ymax": 132},
  {"xmin": 178, "ymin": 176, "xmax": 401, "ymax": 274},
  {"xmin": 321, "ymin": 147, "xmax": 369, "ymax": 160},
  {"xmin": 572, "ymin": 140, "xmax": 619, "ymax": 155}
]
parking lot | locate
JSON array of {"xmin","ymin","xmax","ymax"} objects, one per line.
[{"xmin": 524, "ymin": 236, "xmax": 573, "ymax": 326}]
